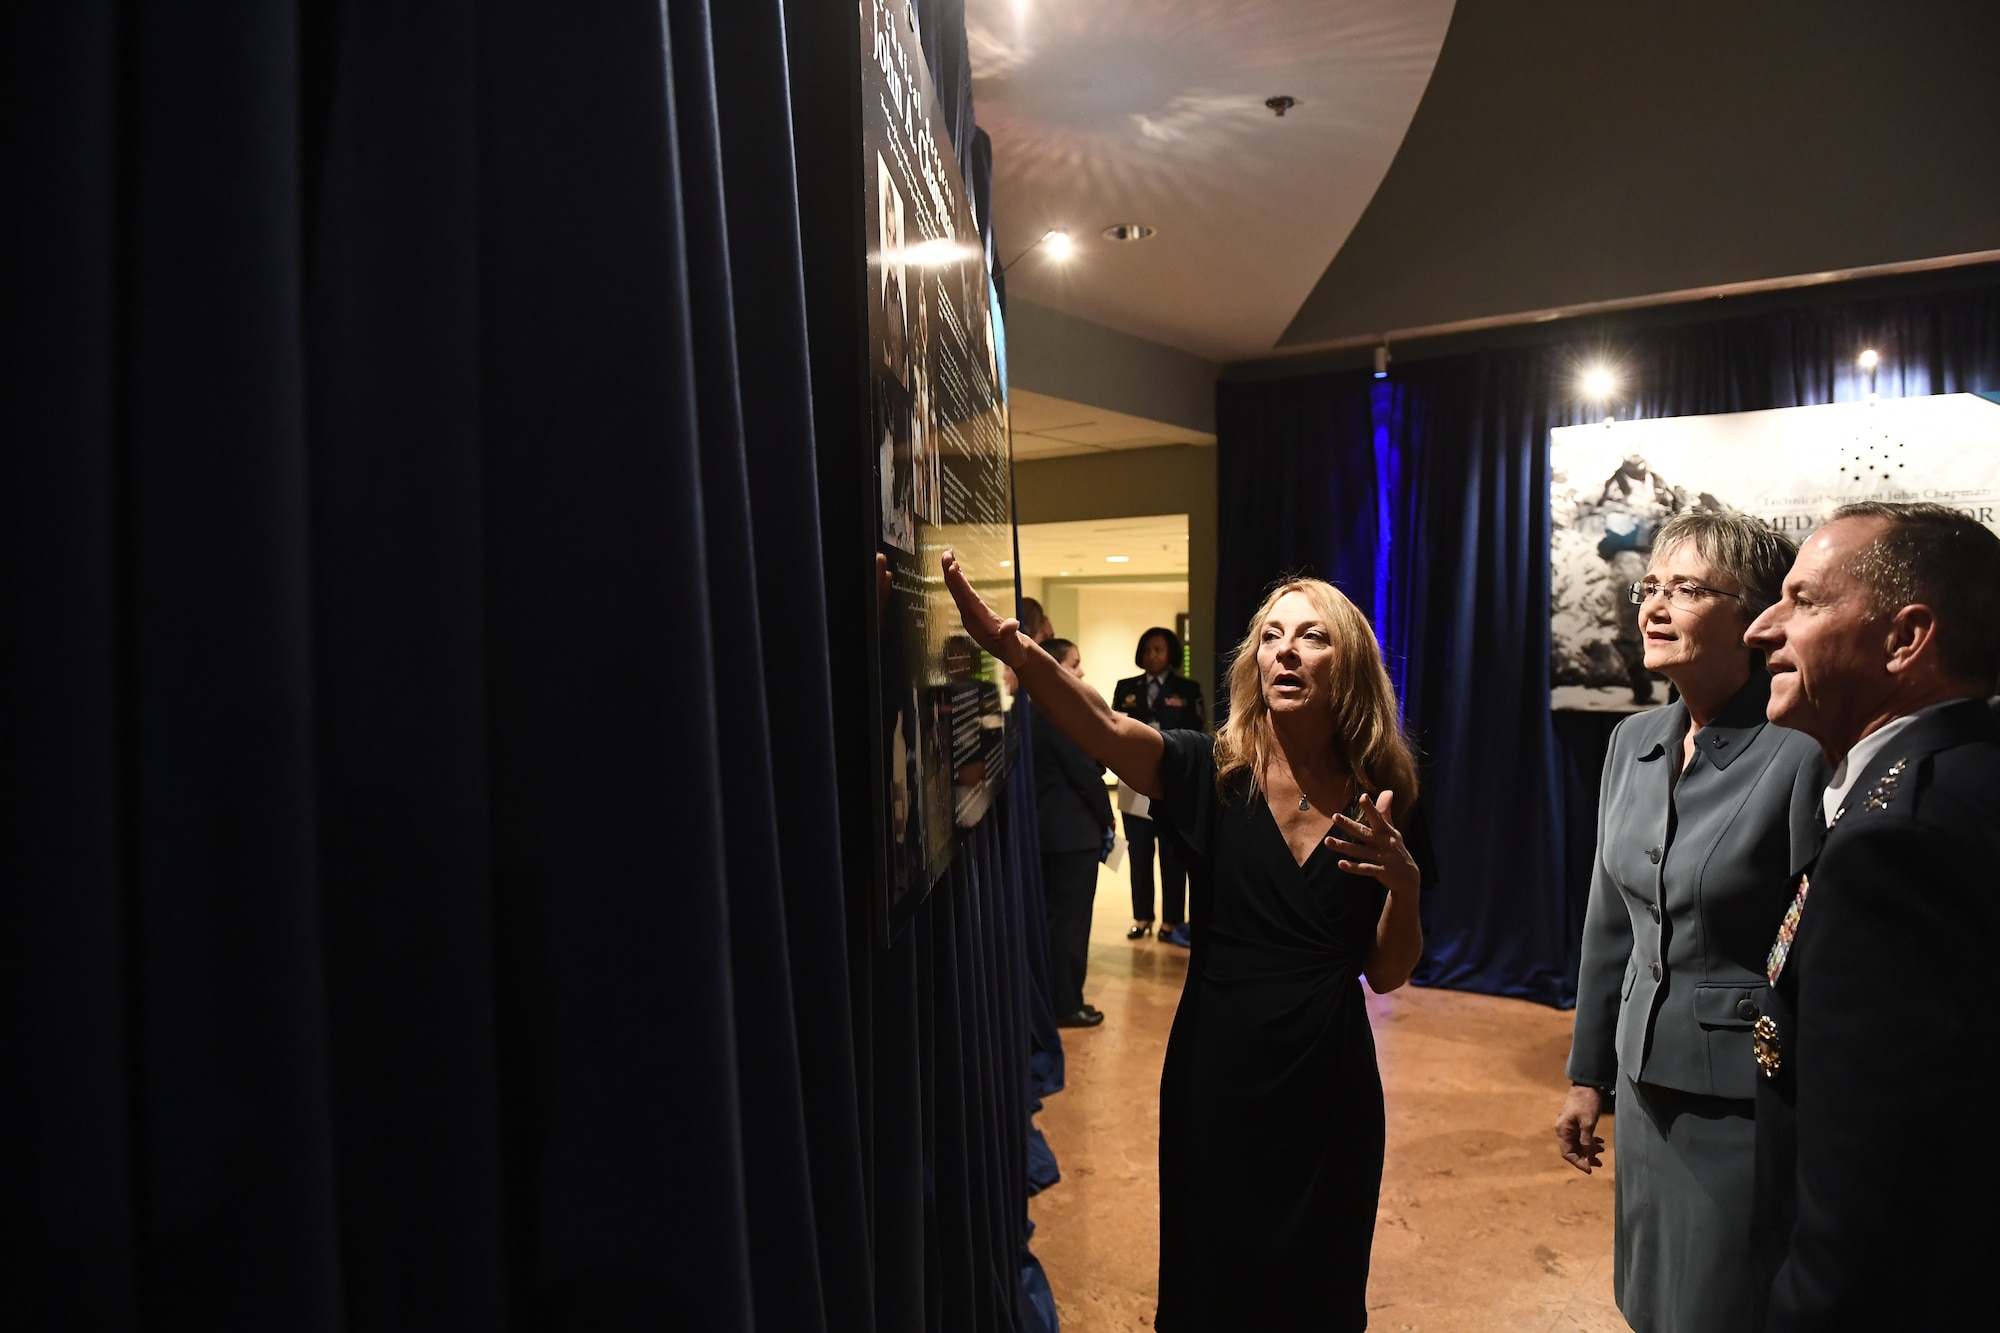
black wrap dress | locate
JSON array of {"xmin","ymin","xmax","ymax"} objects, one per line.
[{"xmin": 1151, "ymin": 731, "xmax": 1388, "ymax": 1332}]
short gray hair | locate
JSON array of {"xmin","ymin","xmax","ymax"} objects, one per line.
[
  {"xmin": 1651, "ymin": 511, "xmax": 1798, "ymax": 621},
  {"xmin": 1832, "ymin": 502, "xmax": 2000, "ymax": 685}
]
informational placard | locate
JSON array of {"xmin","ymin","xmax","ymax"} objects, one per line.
[
  {"xmin": 1550, "ymin": 393, "xmax": 2000, "ymax": 711},
  {"xmin": 864, "ymin": 0, "xmax": 1015, "ymax": 929}
]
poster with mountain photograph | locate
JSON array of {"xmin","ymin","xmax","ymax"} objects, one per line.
[{"xmin": 1550, "ymin": 393, "xmax": 2000, "ymax": 711}]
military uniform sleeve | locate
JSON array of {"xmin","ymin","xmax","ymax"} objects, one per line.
[
  {"xmin": 1765, "ymin": 816, "xmax": 1960, "ymax": 1330},
  {"xmin": 1079, "ymin": 754, "xmax": 1113, "ymax": 829}
]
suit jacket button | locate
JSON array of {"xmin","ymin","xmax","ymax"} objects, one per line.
[
  {"xmin": 1647, "ymin": 845, "xmax": 1662, "ymax": 864},
  {"xmin": 1648, "ymin": 902, "xmax": 1661, "ymax": 923},
  {"xmin": 1650, "ymin": 961, "xmax": 1663, "ymax": 981},
  {"xmin": 1737, "ymin": 997, "xmax": 1759, "ymax": 1021}
]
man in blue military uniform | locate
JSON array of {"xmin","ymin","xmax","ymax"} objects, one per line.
[
  {"xmin": 1112, "ymin": 627, "xmax": 1204, "ymax": 946},
  {"xmin": 1743, "ymin": 502, "xmax": 2000, "ymax": 1331},
  {"xmin": 1034, "ymin": 639, "xmax": 1115, "ymax": 1027}
]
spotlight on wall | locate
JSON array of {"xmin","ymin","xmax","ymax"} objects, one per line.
[
  {"xmin": 1582, "ymin": 367, "xmax": 1617, "ymax": 400},
  {"xmin": 1373, "ymin": 344, "xmax": 1391, "ymax": 379},
  {"xmin": 1857, "ymin": 348, "xmax": 1879, "ymax": 369}
]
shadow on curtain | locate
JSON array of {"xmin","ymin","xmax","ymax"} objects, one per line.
[
  {"xmin": 1216, "ymin": 280, "xmax": 2000, "ymax": 1007},
  {"xmin": 0, "ymin": 1, "xmax": 1049, "ymax": 1329}
]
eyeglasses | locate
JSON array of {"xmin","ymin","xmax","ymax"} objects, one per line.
[{"xmin": 1628, "ymin": 579, "xmax": 1744, "ymax": 608}]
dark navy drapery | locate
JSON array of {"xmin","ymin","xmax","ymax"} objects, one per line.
[
  {"xmin": 1217, "ymin": 278, "xmax": 2000, "ymax": 1007},
  {"xmin": 0, "ymin": 0, "xmax": 1047, "ymax": 1328}
]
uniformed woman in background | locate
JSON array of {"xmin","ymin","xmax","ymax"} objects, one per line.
[{"xmin": 1112, "ymin": 627, "xmax": 1203, "ymax": 944}]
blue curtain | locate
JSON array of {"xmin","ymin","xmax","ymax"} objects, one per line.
[
  {"xmin": 1214, "ymin": 376, "xmax": 1381, "ymax": 704},
  {"xmin": 1216, "ymin": 278, "xmax": 2000, "ymax": 1006},
  {"xmin": 0, "ymin": 0, "xmax": 1046, "ymax": 1329}
]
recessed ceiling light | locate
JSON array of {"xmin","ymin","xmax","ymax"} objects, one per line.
[
  {"xmin": 1101, "ymin": 223, "xmax": 1155, "ymax": 243},
  {"xmin": 1059, "ymin": 570, "xmax": 1069, "ymax": 576},
  {"xmin": 1106, "ymin": 555, "xmax": 1130, "ymax": 563},
  {"xmin": 999, "ymin": 559, "xmax": 1011, "ymax": 567}
]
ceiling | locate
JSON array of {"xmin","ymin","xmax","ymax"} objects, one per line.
[
  {"xmin": 1014, "ymin": 513, "xmax": 1190, "ymax": 582},
  {"xmin": 970, "ymin": 0, "xmax": 1455, "ymax": 362},
  {"xmin": 1279, "ymin": 0, "xmax": 2000, "ymax": 350},
  {"xmin": 974, "ymin": 1, "xmax": 2000, "ymax": 367},
  {"xmin": 1009, "ymin": 386, "xmax": 1214, "ymax": 461}
]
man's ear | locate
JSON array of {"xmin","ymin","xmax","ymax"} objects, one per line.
[{"xmin": 1883, "ymin": 603, "xmax": 1941, "ymax": 677}]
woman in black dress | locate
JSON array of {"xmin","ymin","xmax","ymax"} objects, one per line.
[{"xmin": 944, "ymin": 556, "xmax": 1423, "ymax": 1331}]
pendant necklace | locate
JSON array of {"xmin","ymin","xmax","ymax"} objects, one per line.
[{"xmin": 1298, "ymin": 794, "xmax": 1311, "ymax": 811}]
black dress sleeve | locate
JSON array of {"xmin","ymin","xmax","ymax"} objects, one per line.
[{"xmin": 1152, "ymin": 729, "xmax": 1222, "ymax": 863}]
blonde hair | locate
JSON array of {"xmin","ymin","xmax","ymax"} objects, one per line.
[{"xmin": 1215, "ymin": 578, "xmax": 1419, "ymax": 806}]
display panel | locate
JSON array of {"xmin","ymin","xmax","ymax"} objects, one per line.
[
  {"xmin": 864, "ymin": 0, "xmax": 1015, "ymax": 932},
  {"xmin": 1549, "ymin": 393, "xmax": 2000, "ymax": 711}
]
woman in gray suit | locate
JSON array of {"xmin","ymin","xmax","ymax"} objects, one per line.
[{"xmin": 1556, "ymin": 511, "xmax": 1829, "ymax": 1333}]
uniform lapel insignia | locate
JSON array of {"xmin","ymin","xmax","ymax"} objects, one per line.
[
  {"xmin": 1121, "ymin": 693, "xmax": 1137, "ymax": 707},
  {"xmin": 1862, "ymin": 756, "xmax": 1908, "ymax": 811}
]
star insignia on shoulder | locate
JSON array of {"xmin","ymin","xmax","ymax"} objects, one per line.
[{"xmin": 1862, "ymin": 757, "xmax": 1909, "ymax": 812}]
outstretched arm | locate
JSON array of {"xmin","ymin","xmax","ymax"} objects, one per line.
[{"xmin": 942, "ymin": 550, "xmax": 1166, "ymax": 798}]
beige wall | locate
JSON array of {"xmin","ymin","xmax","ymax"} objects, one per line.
[
  {"xmin": 1039, "ymin": 582, "xmax": 1079, "ymax": 650},
  {"xmin": 1062, "ymin": 586, "xmax": 1189, "ymax": 709},
  {"xmin": 1012, "ymin": 444, "xmax": 1218, "ymax": 714}
]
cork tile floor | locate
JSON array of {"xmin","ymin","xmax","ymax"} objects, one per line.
[{"xmin": 1027, "ymin": 865, "xmax": 1626, "ymax": 1333}]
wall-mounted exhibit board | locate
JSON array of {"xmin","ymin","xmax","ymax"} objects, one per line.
[
  {"xmin": 1551, "ymin": 394, "xmax": 2000, "ymax": 712},
  {"xmin": 863, "ymin": 0, "xmax": 1015, "ymax": 937}
]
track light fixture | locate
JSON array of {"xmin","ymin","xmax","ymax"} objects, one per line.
[{"xmin": 998, "ymin": 229, "xmax": 1073, "ymax": 274}]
